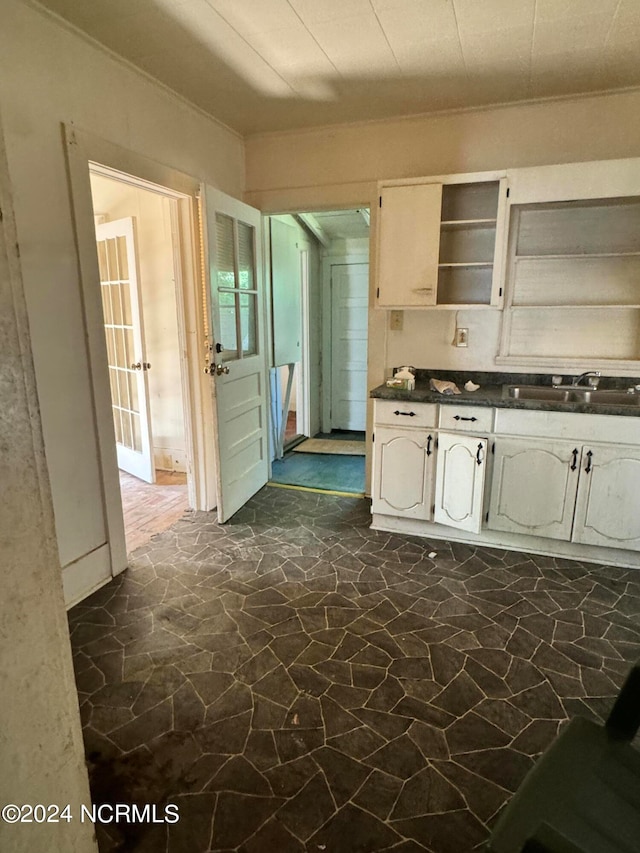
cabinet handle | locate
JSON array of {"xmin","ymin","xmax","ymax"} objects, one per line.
[
  {"xmin": 585, "ymin": 450, "xmax": 593, "ymax": 474},
  {"xmin": 476, "ymin": 443, "xmax": 484, "ymax": 466},
  {"xmin": 413, "ymin": 287, "xmax": 433, "ymax": 293},
  {"xmin": 453, "ymin": 415, "xmax": 478, "ymax": 422},
  {"xmin": 426, "ymin": 435, "xmax": 432, "ymax": 456},
  {"xmin": 394, "ymin": 410, "xmax": 416, "ymax": 417},
  {"xmin": 570, "ymin": 448, "xmax": 578, "ymax": 471}
]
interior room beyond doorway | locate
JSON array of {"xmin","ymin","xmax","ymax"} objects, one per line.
[
  {"xmin": 89, "ymin": 168, "xmax": 190, "ymax": 553},
  {"xmin": 268, "ymin": 208, "xmax": 369, "ymax": 496}
]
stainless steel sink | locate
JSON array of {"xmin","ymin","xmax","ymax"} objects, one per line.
[
  {"xmin": 505, "ymin": 385, "xmax": 640, "ymax": 407},
  {"xmin": 506, "ymin": 386, "xmax": 572, "ymax": 402},
  {"xmin": 573, "ymin": 389, "xmax": 640, "ymax": 406}
]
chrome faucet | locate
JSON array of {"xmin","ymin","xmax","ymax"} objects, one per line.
[{"xmin": 572, "ymin": 371, "xmax": 601, "ymax": 387}]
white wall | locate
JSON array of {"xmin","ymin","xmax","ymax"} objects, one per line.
[
  {"xmin": 0, "ymin": 0, "xmax": 243, "ymax": 575},
  {"xmin": 0, "ymin": 111, "xmax": 95, "ymax": 853},
  {"xmin": 90, "ymin": 174, "xmax": 187, "ymax": 472}
]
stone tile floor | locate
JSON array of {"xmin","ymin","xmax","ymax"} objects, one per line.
[{"xmin": 68, "ymin": 487, "xmax": 640, "ymax": 852}]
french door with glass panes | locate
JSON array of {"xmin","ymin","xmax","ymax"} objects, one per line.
[{"xmin": 96, "ymin": 217, "xmax": 154, "ymax": 483}]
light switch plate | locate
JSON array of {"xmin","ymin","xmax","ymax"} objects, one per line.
[{"xmin": 390, "ymin": 310, "xmax": 404, "ymax": 331}]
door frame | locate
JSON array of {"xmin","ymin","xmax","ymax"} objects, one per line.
[{"xmin": 64, "ymin": 124, "xmax": 215, "ymax": 579}]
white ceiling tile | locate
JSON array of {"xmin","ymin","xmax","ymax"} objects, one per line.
[
  {"xmin": 533, "ymin": 14, "xmax": 612, "ymax": 56},
  {"xmin": 460, "ymin": 25, "xmax": 533, "ymax": 70},
  {"xmin": 392, "ymin": 37, "xmax": 465, "ymax": 75},
  {"xmin": 205, "ymin": 0, "xmax": 301, "ymax": 34},
  {"xmin": 535, "ymin": 0, "xmax": 619, "ymax": 22},
  {"xmin": 530, "ymin": 48, "xmax": 600, "ymax": 96},
  {"xmin": 606, "ymin": 14, "xmax": 640, "ymax": 47},
  {"xmin": 595, "ymin": 43, "xmax": 640, "ymax": 88},
  {"xmin": 453, "ymin": 0, "xmax": 536, "ymax": 37},
  {"xmin": 171, "ymin": 4, "xmax": 295, "ymax": 96},
  {"xmin": 465, "ymin": 73, "xmax": 531, "ymax": 105},
  {"xmin": 248, "ymin": 26, "xmax": 337, "ymax": 74},
  {"xmin": 288, "ymin": 0, "xmax": 373, "ymax": 25},
  {"xmin": 376, "ymin": 3, "xmax": 460, "ymax": 47},
  {"xmin": 617, "ymin": 0, "xmax": 640, "ymax": 16},
  {"xmin": 309, "ymin": 12, "xmax": 400, "ymax": 76}
]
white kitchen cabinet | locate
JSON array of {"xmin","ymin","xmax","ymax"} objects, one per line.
[
  {"xmin": 573, "ymin": 444, "xmax": 640, "ymax": 550},
  {"xmin": 372, "ymin": 426, "xmax": 435, "ymax": 519},
  {"xmin": 376, "ymin": 174, "xmax": 507, "ymax": 309},
  {"xmin": 377, "ymin": 183, "xmax": 441, "ymax": 307},
  {"xmin": 434, "ymin": 432, "xmax": 488, "ymax": 534},
  {"xmin": 488, "ymin": 438, "xmax": 580, "ymax": 541}
]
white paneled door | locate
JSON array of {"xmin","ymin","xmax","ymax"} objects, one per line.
[
  {"xmin": 96, "ymin": 218, "xmax": 154, "ymax": 484},
  {"xmin": 205, "ymin": 188, "xmax": 269, "ymax": 522},
  {"xmin": 331, "ymin": 263, "xmax": 369, "ymax": 431}
]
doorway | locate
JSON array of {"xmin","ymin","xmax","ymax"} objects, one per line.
[
  {"xmin": 89, "ymin": 168, "xmax": 190, "ymax": 554},
  {"xmin": 268, "ymin": 209, "xmax": 370, "ymax": 496}
]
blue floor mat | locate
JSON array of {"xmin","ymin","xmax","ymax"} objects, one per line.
[{"xmin": 270, "ymin": 451, "xmax": 365, "ymax": 494}]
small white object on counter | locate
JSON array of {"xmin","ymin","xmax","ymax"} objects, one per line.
[{"xmin": 464, "ymin": 380, "xmax": 480, "ymax": 392}]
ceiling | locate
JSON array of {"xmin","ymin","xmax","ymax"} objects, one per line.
[
  {"xmin": 37, "ymin": 0, "xmax": 640, "ymax": 135},
  {"xmin": 308, "ymin": 209, "xmax": 370, "ymax": 240}
]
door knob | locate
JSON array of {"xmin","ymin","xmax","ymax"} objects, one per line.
[
  {"xmin": 215, "ymin": 364, "xmax": 230, "ymax": 376},
  {"xmin": 130, "ymin": 362, "xmax": 142, "ymax": 370}
]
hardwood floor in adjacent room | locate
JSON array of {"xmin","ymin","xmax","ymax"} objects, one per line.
[{"xmin": 119, "ymin": 469, "xmax": 189, "ymax": 553}]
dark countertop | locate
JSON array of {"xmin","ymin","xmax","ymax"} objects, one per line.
[{"xmin": 370, "ymin": 371, "xmax": 640, "ymax": 418}]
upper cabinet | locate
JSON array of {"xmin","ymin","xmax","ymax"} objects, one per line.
[{"xmin": 376, "ymin": 173, "xmax": 508, "ymax": 309}]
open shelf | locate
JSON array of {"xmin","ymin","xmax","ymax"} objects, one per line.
[
  {"xmin": 437, "ymin": 182, "xmax": 501, "ymax": 306},
  {"xmin": 502, "ymin": 196, "xmax": 640, "ymax": 362},
  {"xmin": 441, "ymin": 218, "xmax": 497, "ymax": 228},
  {"xmin": 439, "ymin": 262, "xmax": 493, "ymax": 268}
]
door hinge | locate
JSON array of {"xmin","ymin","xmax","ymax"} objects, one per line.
[
  {"xmin": 379, "ymin": 196, "xmax": 382, "ymax": 207},
  {"xmin": 376, "ymin": 287, "xmax": 380, "ymax": 299},
  {"xmin": 0, "ymin": 207, "xmax": 3, "ymax": 222},
  {"xmin": 485, "ymin": 511, "xmax": 489, "ymax": 523},
  {"xmin": 432, "ymin": 504, "xmax": 435, "ymax": 515},
  {"xmin": 498, "ymin": 287, "xmax": 502, "ymax": 297},
  {"xmin": 492, "ymin": 442, "xmax": 495, "ymax": 454},
  {"xmin": 506, "ymin": 187, "xmax": 510, "ymax": 198},
  {"xmin": 372, "ymin": 432, "xmax": 375, "ymax": 443},
  {"xmin": 435, "ymin": 437, "xmax": 439, "ymax": 449}
]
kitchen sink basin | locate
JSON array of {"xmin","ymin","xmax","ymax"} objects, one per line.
[
  {"xmin": 574, "ymin": 389, "xmax": 640, "ymax": 406},
  {"xmin": 505, "ymin": 385, "xmax": 640, "ymax": 407},
  {"xmin": 506, "ymin": 386, "xmax": 572, "ymax": 402}
]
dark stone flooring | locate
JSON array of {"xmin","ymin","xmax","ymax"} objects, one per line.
[{"xmin": 68, "ymin": 487, "xmax": 640, "ymax": 852}]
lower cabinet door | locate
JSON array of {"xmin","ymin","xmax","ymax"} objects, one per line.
[
  {"xmin": 573, "ymin": 444, "xmax": 640, "ymax": 550},
  {"xmin": 487, "ymin": 437, "xmax": 580, "ymax": 541},
  {"xmin": 434, "ymin": 432, "xmax": 487, "ymax": 534},
  {"xmin": 372, "ymin": 427, "xmax": 435, "ymax": 519}
]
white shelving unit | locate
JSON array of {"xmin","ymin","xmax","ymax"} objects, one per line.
[{"xmin": 500, "ymin": 197, "xmax": 640, "ymax": 363}]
